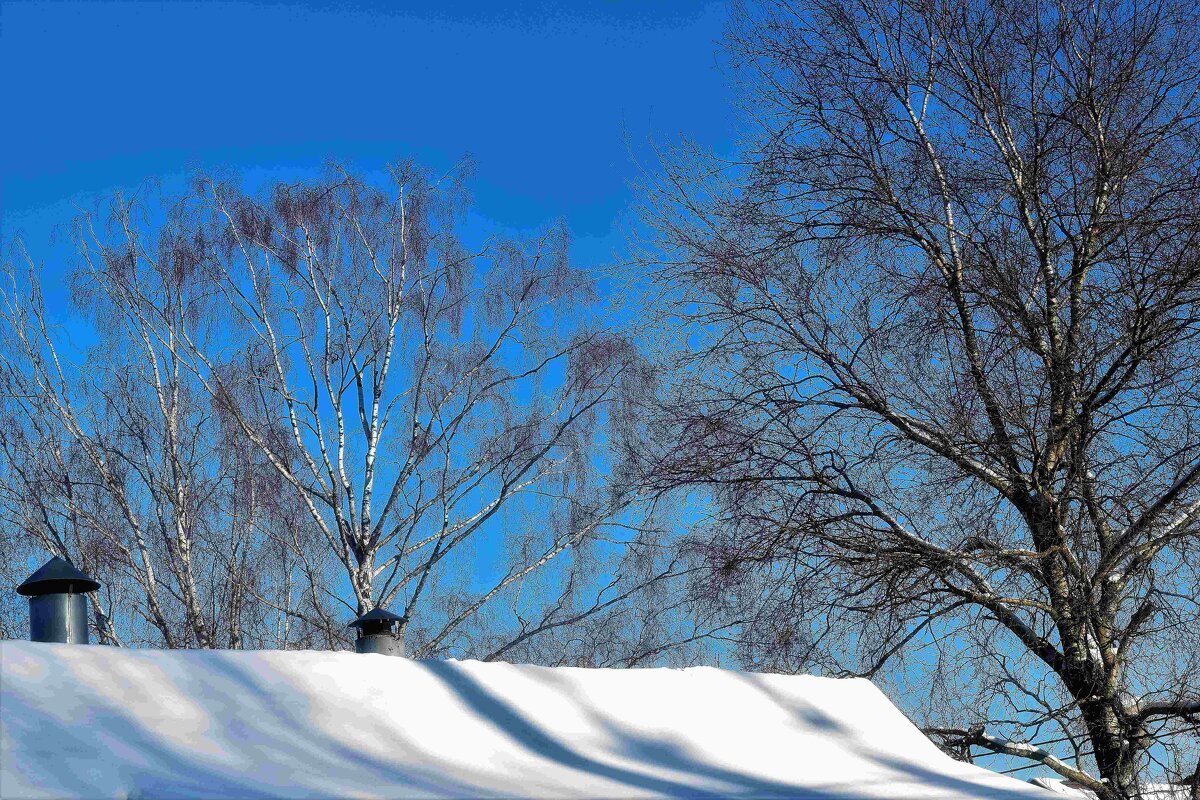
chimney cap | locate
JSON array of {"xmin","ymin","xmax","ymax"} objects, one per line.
[
  {"xmin": 349, "ymin": 607, "xmax": 404, "ymax": 629},
  {"xmin": 17, "ymin": 556, "xmax": 100, "ymax": 597}
]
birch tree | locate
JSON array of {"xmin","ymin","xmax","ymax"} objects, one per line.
[
  {"xmin": 80, "ymin": 163, "xmax": 647, "ymax": 655},
  {"xmin": 0, "ymin": 224, "xmax": 296, "ymax": 648},
  {"xmin": 638, "ymin": 0, "xmax": 1200, "ymax": 795},
  {"xmin": 2, "ymin": 159, "xmax": 665, "ymax": 659}
]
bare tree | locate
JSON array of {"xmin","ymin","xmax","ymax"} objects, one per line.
[
  {"xmin": 4, "ymin": 161, "xmax": 657, "ymax": 660},
  {"xmin": 0, "ymin": 225, "xmax": 293, "ymax": 648},
  {"xmin": 636, "ymin": 0, "xmax": 1200, "ymax": 795}
]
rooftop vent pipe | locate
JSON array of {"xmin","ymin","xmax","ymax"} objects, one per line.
[
  {"xmin": 349, "ymin": 607, "xmax": 405, "ymax": 656},
  {"xmin": 16, "ymin": 556, "xmax": 101, "ymax": 644}
]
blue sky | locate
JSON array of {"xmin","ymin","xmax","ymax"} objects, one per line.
[
  {"xmin": 1, "ymin": 0, "xmax": 738, "ymax": 643},
  {"xmin": 1, "ymin": 0, "xmax": 736, "ymax": 278}
]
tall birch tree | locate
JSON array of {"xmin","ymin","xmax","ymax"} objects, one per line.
[{"xmin": 638, "ymin": 0, "xmax": 1200, "ymax": 795}]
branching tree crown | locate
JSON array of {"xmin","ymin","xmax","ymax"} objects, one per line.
[
  {"xmin": 2, "ymin": 162, "xmax": 668, "ymax": 661},
  {"xmin": 637, "ymin": 0, "xmax": 1200, "ymax": 795}
]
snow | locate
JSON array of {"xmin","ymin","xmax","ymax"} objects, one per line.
[{"xmin": 0, "ymin": 641, "xmax": 1056, "ymax": 799}]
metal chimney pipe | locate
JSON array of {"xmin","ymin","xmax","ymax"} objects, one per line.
[
  {"xmin": 348, "ymin": 607, "xmax": 405, "ymax": 656},
  {"xmin": 16, "ymin": 556, "xmax": 101, "ymax": 644}
]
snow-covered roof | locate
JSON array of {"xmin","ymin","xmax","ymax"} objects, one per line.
[{"xmin": 0, "ymin": 641, "xmax": 1055, "ymax": 799}]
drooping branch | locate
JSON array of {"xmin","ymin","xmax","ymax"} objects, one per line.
[{"xmin": 925, "ymin": 726, "xmax": 1109, "ymax": 797}]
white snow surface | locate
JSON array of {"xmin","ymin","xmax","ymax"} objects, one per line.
[{"xmin": 0, "ymin": 641, "xmax": 1056, "ymax": 799}]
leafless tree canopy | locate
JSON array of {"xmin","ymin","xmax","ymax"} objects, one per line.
[
  {"xmin": 4, "ymin": 2, "xmax": 1198, "ymax": 793},
  {"xmin": 1, "ymin": 162, "xmax": 675, "ymax": 663},
  {"xmin": 637, "ymin": 0, "xmax": 1200, "ymax": 795}
]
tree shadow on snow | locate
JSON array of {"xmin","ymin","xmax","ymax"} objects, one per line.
[
  {"xmin": 729, "ymin": 670, "xmax": 1049, "ymax": 800},
  {"xmin": 2, "ymin": 649, "xmax": 494, "ymax": 800},
  {"xmin": 422, "ymin": 659, "xmax": 1042, "ymax": 799},
  {"xmin": 2, "ymin": 648, "xmax": 1052, "ymax": 799}
]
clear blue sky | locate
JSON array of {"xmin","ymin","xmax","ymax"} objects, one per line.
[{"xmin": 1, "ymin": 0, "xmax": 735, "ymax": 276}]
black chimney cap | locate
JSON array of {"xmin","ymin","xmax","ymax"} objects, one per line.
[
  {"xmin": 348, "ymin": 607, "xmax": 404, "ymax": 629},
  {"xmin": 17, "ymin": 556, "xmax": 100, "ymax": 597}
]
